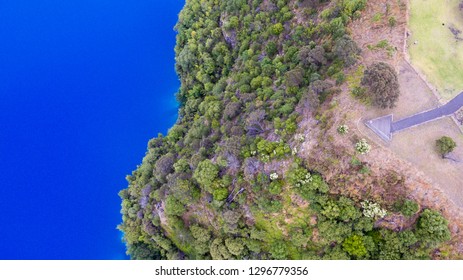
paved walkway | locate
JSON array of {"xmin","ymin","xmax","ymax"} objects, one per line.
[
  {"xmin": 392, "ymin": 91, "xmax": 463, "ymax": 132},
  {"xmin": 366, "ymin": 91, "xmax": 463, "ymax": 141}
]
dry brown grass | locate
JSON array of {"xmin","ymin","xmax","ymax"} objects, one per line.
[{"xmin": 350, "ymin": 0, "xmax": 408, "ymax": 68}]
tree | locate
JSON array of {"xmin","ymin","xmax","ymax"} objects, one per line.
[
  {"xmin": 415, "ymin": 209, "xmax": 451, "ymax": 245},
  {"xmin": 342, "ymin": 235, "xmax": 368, "ymax": 258},
  {"xmin": 318, "ymin": 220, "xmax": 352, "ymax": 246},
  {"xmin": 225, "ymin": 238, "xmax": 245, "ymax": 256},
  {"xmin": 377, "ymin": 229, "xmax": 403, "ymax": 260},
  {"xmin": 321, "ymin": 200, "xmax": 342, "ymax": 220},
  {"xmin": 398, "ymin": 230, "xmax": 418, "ymax": 247},
  {"xmin": 223, "ymin": 210, "xmax": 242, "ymax": 225},
  {"xmin": 299, "ymin": 45, "xmax": 327, "ymax": 69},
  {"xmin": 361, "ymin": 62, "xmax": 400, "ymax": 109},
  {"xmin": 210, "ymin": 238, "xmax": 232, "ymax": 260},
  {"xmin": 245, "ymin": 109, "xmax": 266, "ymax": 136},
  {"xmin": 213, "ymin": 188, "xmax": 229, "ymax": 201},
  {"xmin": 155, "ymin": 153, "xmax": 175, "ymax": 183},
  {"xmin": 190, "ymin": 225, "xmax": 211, "ymax": 244},
  {"xmin": 270, "ymin": 23, "xmax": 284, "ymax": 35},
  {"xmin": 193, "ymin": 159, "xmax": 219, "ymax": 192},
  {"xmin": 165, "ymin": 196, "xmax": 186, "ymax": 217},
  {"xmin": 338, "ymin": 196, "xmax": 362, "ymax": 222},
  {"xmin": 270, "ymin": 241, "xmax": 288, "ymax": 259},
  {"xmin": 266, "ymin": 41, "xmax": 278, "ymax": 57},
  {"xmin": 334, "ymin": 35, "xmax": 361, "ymax": 67},
  {"xmin": 225, "ymin": 16, "xmax": 239, "ymax": 30},
  {"xmin": 436, "ymin": 136, "xmax": 457, "ymax": 158},
  {"xmin": 285, "ymin": 67, "xmax": 305, "ymax": 87}
]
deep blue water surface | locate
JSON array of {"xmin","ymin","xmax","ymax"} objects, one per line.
[{"xmin": 0, "ymin": 0, "xmax": 184, "ymax": 259}]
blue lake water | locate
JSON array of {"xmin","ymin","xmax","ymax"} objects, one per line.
[{"xmin": 0, "ymin": 0, "xmax": 184, "ymax": 259}]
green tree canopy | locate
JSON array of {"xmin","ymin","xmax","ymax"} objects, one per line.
[
  {"xmin": 361, "ymin": 62, "xmax": 400, "ymax": 109},
  {"xmin": 416, "ymin": 209, "xmax": 451, "ymax": 245},
  {"xmin": 436, "ymin": 136, "xmax": 457, "ymax": 158},
  {"xmin": 193, "ymin": 159, "xmax": 219, "ymax": 192}
]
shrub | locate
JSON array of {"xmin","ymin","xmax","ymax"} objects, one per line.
[
  {"xmin": 334, "ymin": 72, "xmax": 346, "ymax": 85},
  {"xmin": 395, "ymin": 200, "xmax": 419, "ymax": 217},
  {"xmin": 388, "ymin": 17, "xmax": 397, "ymax": 27},
  {"xmin": 337, "ymin": 124, "xmax": 349, "ymax": 134},
  {"xmin": 288, "ymin": 166, "xmax": 312, "ymax": 188},
  {"xmin": 361, "ymin": 200, "xmax": 387, "ymax": 219},
  {"xmin": 355, "ymin": 139, "xmax": 371, "ymax": 154},
  {"xmin": 288, "ymin": 165, "xmax": 329, "ymax": 199},
  {"xmin": 294, "ymin": 134, "xmax": 305, "ymax": 142},
  {"xmin": 269, "ymin": 180, "xmax": 283, "ymax": 195},
  {"xmin": 351, "ymin": 86, "xmax": 367, "ymax": 101}
]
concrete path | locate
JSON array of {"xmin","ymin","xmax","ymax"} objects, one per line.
[
  {"xmin": 392, "ymin": 91, "xmax": 463, "ymax": 132},
  {"xmin": 366, "ymin": 91, "xmax": 463, "ymax": 141}
]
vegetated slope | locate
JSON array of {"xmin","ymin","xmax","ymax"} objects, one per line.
[{"xmin": 118, "ymin": 0, "xmax": 453, "ymax": 260}]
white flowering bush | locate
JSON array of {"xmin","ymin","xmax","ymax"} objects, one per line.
[
  {"xmin": 269, "ymin": 172, "xmax": 279, "ymax": 181},
  {"xmin": 337, "ymin": 124, "xmax": 349, "ymax": 135},
  {"xmin": 355, "ymin": 139, "xmax": 371, "ymax": 154},
  {"xmin": 260, "ymin": 154, "xmax": 270, "ymax": 162},
  {"xmin": 293, "ymin": 172, "xmax": 312, "ymax": 188},
  {"xmin": 294, "ymin": 134, "xmax": 305, "ymax": 142},
  {"xmin": 361, "ymin": 200, "xmax": 387, "ymax": 219},
  {"xmin": 291, "ymin": 147, "xmax": 298, "ymax": 155}
]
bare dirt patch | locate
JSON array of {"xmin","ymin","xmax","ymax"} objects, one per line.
[{"xmin": 350, "ymin": 0, "xmax": 408, "ymax": 68}]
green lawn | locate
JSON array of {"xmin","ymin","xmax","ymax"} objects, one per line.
[{"xmin": 408, "ymin": 0, "xmax": 463, "ymax": 100}]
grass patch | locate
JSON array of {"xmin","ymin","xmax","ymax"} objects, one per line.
[
  {"xmin": 371, "ymin": 12, "xmax": 383, "ymax": 23},
  {"xmin": 408, "ymin": 0, "xmax": 463, "ymax": 100},
  {"xmin": 346, "ymin": 64, "xmax": 365, "ymax": 89},
  {"xmin": 367, "ymin": 39, "xmax": 396, "ymax": 57},
  {"xmin": 347, "ymin": 65, "xmax": 371, "ymax": 105},
  {"xmin": 253, "ymin": 212, "xmax": 285, "ymax": 241}
]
